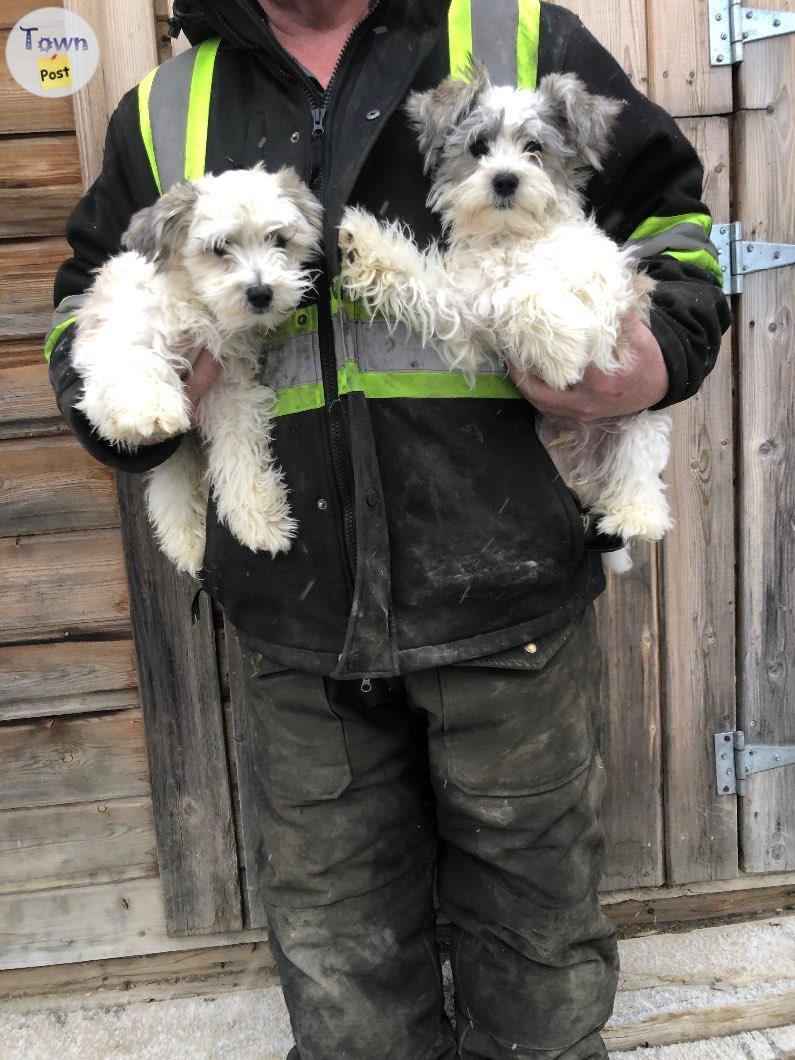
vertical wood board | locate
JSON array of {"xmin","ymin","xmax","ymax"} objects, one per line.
[
  {"xmin": 735, "ymin": 87, "xmax": 795, "ymax": 871},
  {"xmin": 661, "ymin": 116, "xmax": 738, "ymax": 883},
  {"xmin": 647, "ymin": 0, "xmax": 733, "ymax": 116}
]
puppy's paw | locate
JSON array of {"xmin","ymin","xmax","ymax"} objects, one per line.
[
  {"xmin": 598, "ymin": 503, "xmax": 674, "ymax": 543},
  {"xmin": 83, "ymin": 375, "xmax": 191, "ymax": 447},
  {"xmin": 160, "ymin": 525, "xmax": 206, "ymax": 577},
  {"xmin": 228, "ymin": 508, "xmax": 298, "ymax": 557}
]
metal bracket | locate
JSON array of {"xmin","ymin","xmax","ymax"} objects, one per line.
[
  {"xmin": 715, "ymin": 731, "xmax": 795, "ymax": 796},
  {"xmin": 711, "ymin": 222, "xmax": 795, "ymax": 295},
  {"xmin": 710, "ymin": 0, "xmax": 795, "ymax": 65}
]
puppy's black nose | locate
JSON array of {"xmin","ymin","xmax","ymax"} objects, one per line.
[
  {"xmin": 492, "ymin": 172, "xmax": 520, "ymax": 198},
  {"xmin": 247, "ymin": 283, "xmax": 273, "ymax": 311}
]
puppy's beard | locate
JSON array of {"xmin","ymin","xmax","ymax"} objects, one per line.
[
  {"xmin": 433, "ymin": 170, "xmax": 560, "ymax": 240},
  {"xmin": 187, "ymin": 263, "xmax": 311, "ymax": 334}
]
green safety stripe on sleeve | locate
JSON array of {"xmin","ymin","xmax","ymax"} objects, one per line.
[
  {"xmin": 43, "ymin": 317, "xmax": 77, "ymax": 364},
  {"xmin": 630, "ymin": 212, "xmax": 713, "ymax": 241},
  {"xmin": 273, "ymin": 362, "xmax": 521, "ymax": 417},
  {"xmin": 267, "ymin": 304, "xmax": 319, "ymax": 342},
  {"xmin": 663, "ymin": 248, "xmax": 725, "ymax": 286},
  {"xmin": 138, "ymin": 67, "xmax": 162, "ymax": 195},
  {"xmin": 448, "ymin": 0, "xmax": 473, "ymax": 79},
  {"xmin": 516, "ymin": 0, "xmax": 541, "ymax": 89},
  {"xmin": 184, "ymin": 37, "xmax": 222, "ymax": 182}
]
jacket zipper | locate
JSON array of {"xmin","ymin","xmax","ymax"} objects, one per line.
[{"xmin": 290, "ymin": 5, "xmax": 382, "ymax": 582}]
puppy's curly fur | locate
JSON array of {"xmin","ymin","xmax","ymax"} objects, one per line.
[{"xmin": 72, "ymin": 165, "xmax": 322, "ymax": 574}]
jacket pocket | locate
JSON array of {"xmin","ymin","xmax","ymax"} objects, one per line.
[{"xmin": 438, "ymin": 606, "xmax": 601, "ymax": 797}]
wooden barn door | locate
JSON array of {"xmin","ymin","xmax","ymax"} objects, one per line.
[
  {"xmin": 735, "ymin": 0, "xmax": 795, "ymax": 872},
  {"xmin": 560, "ymin": 1, "xmax": 739, "ymax": 889}
]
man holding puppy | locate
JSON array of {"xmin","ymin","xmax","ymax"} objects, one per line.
[{"xmin": 48, "ymin": 0, "xmax": 730, "ymax": 1056}]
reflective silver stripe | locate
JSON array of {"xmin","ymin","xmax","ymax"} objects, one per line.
[
  {"xmin": 471, "ymin": 0, "xmax": 521, "ymax": 85},
  {"xmin": 626, "ymin": 222, "xmax": 720, "ymax": 261},
  {"xmin": 49, "ymin": 294, "xmax": 86, "ymax": 331},
  {"xmin": 257, "ymin": 331, "xmax": 320, "ymax": 392},
  {"xmin": 352, "ymin": 319, "xmax": 505, "ymax": 376},
  {"xmin": 148, "ymin": 47, "xmax": 197, "ymax": 192}
]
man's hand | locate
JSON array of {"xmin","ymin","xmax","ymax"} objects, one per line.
[
  {"xmin": 508, "ymin": 316, "xmax": 668, "ymax": 421},
  {"xmin": 183, "ymin": 347, "xmax": 223, "ymax": 426}
]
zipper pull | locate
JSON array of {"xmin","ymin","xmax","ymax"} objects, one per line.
[
  {"xmin": 360, "ymin": 677, "xmax": 372, "ymax": 693},
  {"xmin": 311, "ymin": 106, "xmax": 326, "ymax": 138}
]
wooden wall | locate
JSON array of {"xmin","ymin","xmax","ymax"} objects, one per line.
[{"xmin": 0, "ymin": 0, "xmax": 792, "ymax": 978}]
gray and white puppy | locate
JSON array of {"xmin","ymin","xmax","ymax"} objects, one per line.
[
  {"xmin": 72, "ymin": 164, "xmax": 322, "ymax": 574},
  {"xmin": 339, "ymin": 62, "xmax": 672, "ymax": 562}
]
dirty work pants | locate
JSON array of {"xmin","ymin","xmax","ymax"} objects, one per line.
[{"xmin": 238, "ymin": 603, "xmax": 618, "ymax": 1059}]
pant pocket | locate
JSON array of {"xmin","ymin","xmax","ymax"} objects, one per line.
[
  {"xmin": 438, "ymin": 606, "xmax": 601, "ymax": 797},
  {"xmin": 245, "ymin": 668, "xmax": 354, "ymax": 804}
]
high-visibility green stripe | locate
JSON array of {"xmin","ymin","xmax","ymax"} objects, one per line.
[
  {"xmin": 448, "ymin": 0, "xmax": 473, "ymax": 78},
  {"xmin": 517, "ymin": 0, "xmax": 541, "ymax": 89},
  {"xmin": 630, "ymin": 212, "xmax": 713, "ymax": 241},
  {"xmin": 664, "ymin": 249, "xmax": 724, "ymax": 285},
  {"xmin": 267, "ymin": 304, "xmax": 318, "ymax": 342},
  {"xmin": 273, "ymin": 380, "xmax": 325, "ymax": 417},
  {"xmin": 184, "ymin": 37, "xmax": 221, "ymax": 181},
  {"xmin": 43, "ymin": 317, "xmax": 77, "ymax": 364},
  {"xmin": 273, "ymin": 362, "xmax": 521, "ymax": 417},
  {"xmin": 138, "ymin": 67, "xmax": 162, "ymax": 195}
]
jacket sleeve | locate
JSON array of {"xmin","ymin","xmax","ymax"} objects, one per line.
[
  {"xmin": 46, "ymin": 87, "xmax": 183, "ymax": 472},
  {"xmin": 558, "ymin": 14, "xmax": 732, "ymax": 409}
]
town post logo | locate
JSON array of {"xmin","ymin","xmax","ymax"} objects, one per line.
[{"xmin": 6, "ymin": 7, "xmax": 99, "ymax": 99}]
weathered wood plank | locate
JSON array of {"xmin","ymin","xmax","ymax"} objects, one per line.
[
  {"xmin": 0, "ymin": 360, "xmax": 63, "ymax": 439},
  {"xmin": 661, "ymin": 116, "xmax": 737, "ymax": 884},
  {"xmin": 0, "ymin": 709, "xmax": 148, "ymax": 810},
  {"xmin": 604, "ymin": 991, "xmax": 795, "ymax": 1052},
  {"xmin": 116, "ymin": 472, "xmax": 243, "ymax": 937},
  {"xmin": 606, "ymin": 880, "xmax": 795, "ymax": 932},
  {"xmin": 735, "ymin": 90, "xmax": 795, "ymax": 871},
  {"xmin": 0, "ymin": 638, "xmax": 137, "ymax": 721},
  {"xmin": 553, "ymin": 0, "xmax": 648, "ymax": 91},
  {"xmin": 0, "ymin": 186, "xmax": 80, "ymax": 238},
  {"xmin": 0, "ymin": 436, "xmax": 120, "ymax": 536},
  {"xmin": 0, "ymin": 53, "xmax": 75, "ymax": 134},
  {"xmin": 0, "ymin": 940, "xmax": 276, "ymax": 1012},
  {"xmin": 0, "ymin": 796, "xmax": 157, "ymax": 895},
  {"xmin": 0, "ymin": 529, "xmax": 130, "ymax": 644},
  {"xmin": 647, "ymin": 0, "xmax": 733, "ymax": 116},
  {"xmin": 0, "ymin": 0, "xmax": 61, "ymax": 26},
  {"xmin": 0, "ymin": 237, "xmax": 70, "ymax": 339},
  {"xmin": 737, "ymin": 0, "xmax": 795, "ymax": 111},
  {"xmin": 226, "ymin": 618, "xmax": 267, "ymax": 930},
  {"xmin": 598, "ymin": 546, "xmax": 664, "ymax": 890},
  {"xmin": 0, "ymin": 876, "xmax": 265, "ymax": 971},
  {"xmin": 0, "ymin": 135, "xmax": 81, "ymax": 187}
]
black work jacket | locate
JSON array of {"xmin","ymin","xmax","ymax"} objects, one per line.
[{"xmin": 49, "ymin": 0, "xmax": 731, "ymax": 678}]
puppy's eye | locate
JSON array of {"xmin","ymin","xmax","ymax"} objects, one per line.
[
  {"xmin": 469, "ymin": 137, "xmax": 490, "ymax": 159},
  {"xmin": 212, "ymin": 241, "xmax": 228, "ymax": 257},
  {"xmin": 274, "ymin": 234, "xmax": 287, "ymax": 249},
  {"xmin": 523, "ymin": 139, "xmax": 543, "ymax": 155}
]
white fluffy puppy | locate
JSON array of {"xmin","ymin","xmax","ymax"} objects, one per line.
[
  {"xmin": 339, "ymin": 63, "xmax": 673, "ymax": 560},
  {"xmin": 72, "ymin": 165, "xmax": 322, "ymax": 575}
]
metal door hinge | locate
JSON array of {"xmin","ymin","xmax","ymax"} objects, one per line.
[
  {"xmin": 715, "ymin": 730, "xmax": 795, "ymax": 796},
  {"xmin": 710, "ymin": 0, "xmax": 795, "ymax": 65},
  {"xmin": 711, "ymin": 222, "xmax": 795, "ymax": 295}
]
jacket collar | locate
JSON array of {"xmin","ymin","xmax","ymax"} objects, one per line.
[{"xmin": 173, "ymin": 0, "xmax": 446, "ymax": 49}]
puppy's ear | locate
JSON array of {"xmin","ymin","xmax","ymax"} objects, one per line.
[
  {"xmin": 537, "ymin": 73, "xmax": 623, "ymax": 171},
  {"xmin": 405, "ymin": 58, "xmax": 490, "ymax": 171},
  {"xmin": 275, "ymin": 166, "xmax": 323, "ymax": 243},
  {"xmin": 122, "ymin": 181, "xmax": 199, "ymax": 270}
]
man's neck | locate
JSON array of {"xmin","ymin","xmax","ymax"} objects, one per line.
[
  {"xmin": 259, "ymin": 0, "xmax": 370, "ymax": 33},
  {"xmin": 259, "ymin": 0, "xmax": 371, "ymax": 87}
]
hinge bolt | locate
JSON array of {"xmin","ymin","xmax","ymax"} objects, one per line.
[
  {"xmin": 716, "ymin": 12, "xmax": 722, "ymax": 19},
  {"xmin": 717, "ymin": 53, "xmax": 724, "ymax": 61},
  {"xmin": 774, "ymin": 18, "xmax": 781, "ymax": 27},
  {"xmin": 746, "ymin": 9, "xmax": 753, "ymax": 16}
]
